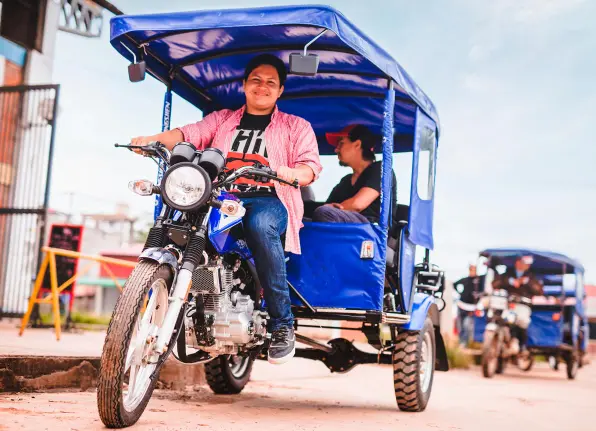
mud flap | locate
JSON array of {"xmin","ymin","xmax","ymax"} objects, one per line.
[{"xmin": 434, "ymin": 327, "xmax": 449, "ymax": 371}]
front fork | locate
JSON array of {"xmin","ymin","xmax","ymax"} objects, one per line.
[
  {"xmin": 152, "ymin": 208, "xmax": 212, "ymax": 355},
  {"xmin": 154, "ymin": 267, "xmax": 193, "ymax": 353}
]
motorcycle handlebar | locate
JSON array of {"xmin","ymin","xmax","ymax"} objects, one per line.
[
  {"xmin": 116, "ymin": 144, "xmax": 298, "ymax": 188},
  {"xmin": 253, "ymin": 167, "xmax": 299, "ymax": 188}
]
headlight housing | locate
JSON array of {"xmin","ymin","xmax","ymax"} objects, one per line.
[{"xmin": 161, "ymin": 162, "xmax": 211, "ymax": 211}]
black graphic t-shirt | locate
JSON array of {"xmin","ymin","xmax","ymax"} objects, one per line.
[{"xmin": 225, "ymin": 112, "xmax": 275, "ymax": 197}]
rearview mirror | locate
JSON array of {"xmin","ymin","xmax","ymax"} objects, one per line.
[
  {"xmin": 128, "ymin": 61, "xmax": 146, "ymax": 82},
  {"xmin": 289, "ymin": 53, "xmax": 319, "ymax": 76}
]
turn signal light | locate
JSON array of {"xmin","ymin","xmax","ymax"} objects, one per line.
[
  {"xmin": 552, "ymin": 313, "xmax": 561, "ymax": 321},
  {"xmin": 129, "ymin": 179, "xmax": 157, "ymax": 196}
]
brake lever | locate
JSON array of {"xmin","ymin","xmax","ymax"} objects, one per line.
[
  {"xmin": 254, "ymin": 170, "xmax": 299, "ymax": 189},
  {"xmin": 114, "ymin": 143, "xmax": 157, "ymax": 154},
  {"xmin": 115, "ymin": 143, "xmax": 170, "ymax": 166}
]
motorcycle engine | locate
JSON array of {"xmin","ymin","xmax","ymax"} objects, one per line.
[{"xmin": 185, "ymin": 260, "xmax": 267, "ymax": 355}]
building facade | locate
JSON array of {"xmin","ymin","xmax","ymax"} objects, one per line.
[{"xmin": 0, "ymin": 0, "xmax": 112, "ymax": 317}]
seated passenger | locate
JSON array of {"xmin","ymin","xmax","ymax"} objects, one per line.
[
  {"xmin": 492, "ymin": 255, "xmax": 543, "ymax": 356},
  {"xmin": 313, "ymin": 125, "xmax": 397, "ymax": 223}
]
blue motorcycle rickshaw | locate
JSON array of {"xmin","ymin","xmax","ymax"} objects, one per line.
[
  {"xmin": 472, "ymin": 248, "xmax": 587, "ymax": 380},
  {"xmin": 97, "ymin": 5, "xmax": 448, "ymax": 427}
]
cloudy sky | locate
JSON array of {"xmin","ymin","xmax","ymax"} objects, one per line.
[{"xmin": 48, "ymin": 0, "xmax": 595, "ymax": 281}]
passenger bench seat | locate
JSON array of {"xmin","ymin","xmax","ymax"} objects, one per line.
[{"xmin": 386, "ymin": 204, "xmax": 409, "ymax": 268}]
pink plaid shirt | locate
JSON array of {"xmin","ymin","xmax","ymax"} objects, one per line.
[{"xmin": 179, "ymin": 106, "xmax": 322, "ymax": 254}]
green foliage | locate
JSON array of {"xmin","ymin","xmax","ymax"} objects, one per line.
[{"xmin": 445, "ymin": 340, "xmax": 472, "ymax": 369}]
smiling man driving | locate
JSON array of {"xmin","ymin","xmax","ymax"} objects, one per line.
[{"xmin": 130, "ymin": 54, "xmax": 322, "ymax": 364}]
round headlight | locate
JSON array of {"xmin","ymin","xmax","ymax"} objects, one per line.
[{"xmin": 161, "ymin": 163, "xmax": 211, "ymax": 211}]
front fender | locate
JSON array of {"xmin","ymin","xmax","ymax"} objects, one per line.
[
  {"xmin": 401, "ymin": 292, "xmax": 434, "ymax": 331},
  {"xmin": 139, "ymin": 247, "xmax": 179, "ymax": 276},
  {"xmin": 399, "ymin": 292, "xmax": 449, "ymax": 371}
]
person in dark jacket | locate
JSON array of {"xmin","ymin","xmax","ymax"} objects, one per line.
[{"xmin": 454, "ymin": 264, "xmax": 483, "ymax": 346}]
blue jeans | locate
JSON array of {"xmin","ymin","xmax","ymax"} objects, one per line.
[
  {"xmin": 312, "ymin": 205, "xmax": 369, "ymax": 223},
  {"xmin": 458, "ymin": 312, "xmax": 473, "ymax": 346},
  {"xmin": 241, "ymin": 196, "xmax": 290, "ymax": 331}
]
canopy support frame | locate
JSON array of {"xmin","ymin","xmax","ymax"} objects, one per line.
[
  {"xmin": 303, "ymin": 29, "xmax": 328, "ymax": 55},
  {"xmin": 154, "ymin": 81, "xmax": 172, "ymax": 220}
]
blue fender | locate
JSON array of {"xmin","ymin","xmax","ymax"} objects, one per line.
[
  {"xmin": 401, "ymin": 292, "xmax": 435, "ymax": 331},
  {"xmin": 398, "ymin": 291, "xmax": 449, "ymax": 371}
]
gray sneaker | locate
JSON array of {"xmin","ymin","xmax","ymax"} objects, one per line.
[{"xmin": 268, "ymin": 326, "xmax": 296, "ymax": 364}]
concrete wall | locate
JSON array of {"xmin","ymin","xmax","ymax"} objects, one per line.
[
  {"xmin": 24, "ymin": 0, "xmax": 60, "ymax": 84},
  {"xmin": 0, "ymin": 0, "xmax": 61, "ymax": 315}
]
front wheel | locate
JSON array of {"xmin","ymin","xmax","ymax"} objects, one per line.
[
  {"xmin": 392, "ymin": 317, "xmax": 436, "ymax": 412},
  {"xmin": 481, "ymin": 331, "xmax": 500, "ymax": 378},
  {"xmin": 97, "ymin": 262, "xmax": 173, "ymax": 428},
  {"xmin": 496, "ymin": 356, "xmax": 507, "ymax": 374},
  {"xmin": 205, "ymin": 355, "xmax": 254, "ymax": 394}
]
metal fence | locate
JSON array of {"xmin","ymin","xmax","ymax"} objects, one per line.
[{"xmin": 0, "ymin": 84, "xmax": 60, "ymax": 317}]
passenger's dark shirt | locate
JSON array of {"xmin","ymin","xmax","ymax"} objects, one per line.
[{"xmin": 326, "ymin": 161, "xmax": 397, "ymax": 222}]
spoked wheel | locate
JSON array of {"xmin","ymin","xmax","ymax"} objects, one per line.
[
  {"xmin": 392, "ymin": 317, "xmax": 436, "ymax": 412},
  {"xmin": 481, "ymin": 332, "xmax": 500, "ymax": 378},
  {"xmin": 97, "ymin": 262, "xmax": 173, "ymax": 428},
  {"xmin": 205, "ymin": 355, "xmax": 254, "ymax": 394}
]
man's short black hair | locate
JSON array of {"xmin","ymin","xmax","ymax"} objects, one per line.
[
  {"xmin": 348, "ymin": 125, "xmax": 377, "ymax": 161},
  {"xmin": 244, "ymin": 54, "xmax": 287, "ymax": 86}
]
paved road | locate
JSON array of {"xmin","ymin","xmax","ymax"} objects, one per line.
[{"xmin": 1, "ymin": 357, "xmax": 594, "ymax": 431}]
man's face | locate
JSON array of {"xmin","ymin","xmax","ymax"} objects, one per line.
[
  {"xmin": 469, "ymin": 265, "xmax": 477, "ymax": 277},
  {"xmin": 243, "ymin": 65, "xmax": 284, "ymax": 112},
  {"xmin": 515, "ymin": 258, "xmax": 530, "ymax": 273},
  {"xmin": 335, "ymin": 136, "xmax": 361, "ymax": 167}
]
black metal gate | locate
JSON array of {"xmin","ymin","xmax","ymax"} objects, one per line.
[{"xmin": 0, "ymin": 84, "xmax": 60, "ymax": 318}]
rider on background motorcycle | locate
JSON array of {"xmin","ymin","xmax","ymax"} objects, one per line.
[
  {"xmin": 492, "ymin": 255, "xmax": 543, "ymax": 355},
  {"xmin": 129, "ymin": 54, "xmax": 323, "ymax": 364}
]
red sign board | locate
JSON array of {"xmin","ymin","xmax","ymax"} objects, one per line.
[{"xmin": 41, "ymin": 224, "xmax": 84, "ymax": 300}]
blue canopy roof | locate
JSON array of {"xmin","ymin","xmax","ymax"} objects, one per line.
[
  {"xmin": 479, "ymin": 248, "xmax": 584, "ymax": 274},
  {"xmin": 110, "ymin": 5, "xmax": 440, "ymax": 155}
]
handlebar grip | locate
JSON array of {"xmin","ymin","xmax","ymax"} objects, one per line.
[
  {"xmin": 260, "ymin": 168, "xmax": 298, "ymax": 188},
  {"xmin": 260, "ymin": 167, "xmax": 276, "ymax": 176}
]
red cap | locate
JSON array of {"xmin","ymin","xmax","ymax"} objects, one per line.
[{"xmin": 325, "ymin": 124, "xmax": 358, "ymax": 147}]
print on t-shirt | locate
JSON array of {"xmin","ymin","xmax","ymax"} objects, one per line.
[{"xmin": 225, "ymin": 127, "xmax": 275, "ymax": 196}]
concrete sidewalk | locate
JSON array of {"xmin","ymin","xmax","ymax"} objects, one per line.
[
  {"xmin": 0, "ymin": 319, "xmax": 105, "ymax": 357},
  {"xmin": 0, "ymin": 319, "xmax": 205, "ymax": 392}
]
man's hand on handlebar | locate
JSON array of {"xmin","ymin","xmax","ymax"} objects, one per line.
[
  {"xmin": 276, "ymin": 166, "xmax": 300, "ymax": 187},
  {"xmin": 130, "ymin": 136, "xmax": 156, "ymax": 155}
]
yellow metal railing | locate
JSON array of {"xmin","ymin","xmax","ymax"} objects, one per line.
[{"xmin": 19, "ymin": 247, "xmax": 137, "ymax": 341}]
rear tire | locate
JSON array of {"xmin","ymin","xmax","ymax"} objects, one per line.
[
  {"xmin": 205, "ymin": 355, "xmax": 253, "ymax": 394},
  {"xmin": 517, "ymin": 356, "xmax": 534, "ymax": 372},
  {"xmin": 392, "ymin": 317, "xmax": 436, "ymax": 412},
  {"xmin": 97, "ymin": 262, "xmax": 173, "ymax": 428},
  {"xmin": 566, "ymin": 351, "xmax": 579, "ymax": 380}
]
